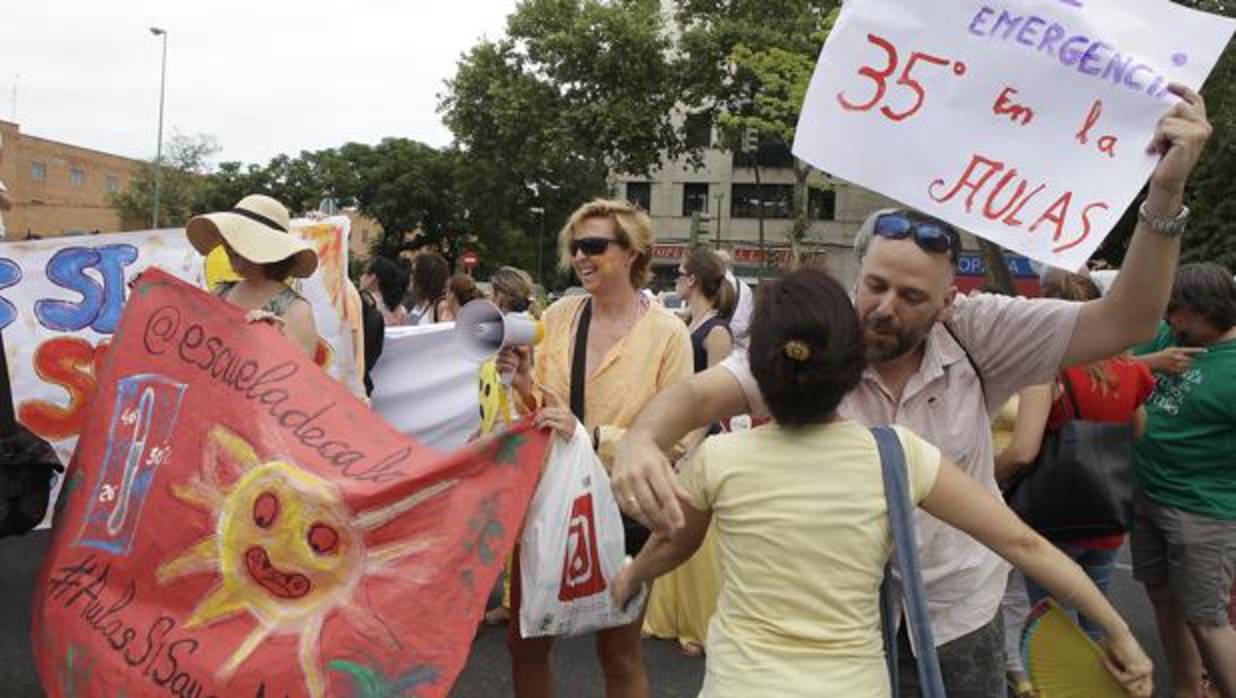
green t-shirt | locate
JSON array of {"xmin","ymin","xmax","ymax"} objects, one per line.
[{"xmin": 1134, "ymin": 323, "xmax": 1236, "ymax": 519}]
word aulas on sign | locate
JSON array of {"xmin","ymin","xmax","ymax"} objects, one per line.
[
  {"xmin": 928, "ymin": 152, "xmax": 1109, "ymax": 254},
  {"xmin": 142, "ymin": 304, "xmax": 410, "ymax": 483},
  {"xmin": 46, "ymin": 554, "xmax": 217, "ymax": 698}
]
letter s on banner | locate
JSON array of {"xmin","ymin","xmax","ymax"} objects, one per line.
[
  {"xmin": 0, "ymin": 258, "xmax": 20, "ymax": 330},
  {"xmin": 19, "ymin": 337, "xmax": 112, "ymax": 440}
]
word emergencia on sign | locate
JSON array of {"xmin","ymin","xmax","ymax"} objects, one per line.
[
  {"xmin": 34, "ymin": 269, "xmax": 552, "ymax": 698},
  {"xmin": 793, "ymin": 0, "xmax": 1235, "ymax": 270}
]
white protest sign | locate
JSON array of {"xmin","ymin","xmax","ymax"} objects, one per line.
[
  {"xmin": 793, "ymin": 0, "xmax": 1235, "ymax": 270},
  {"xmin": 0, "ymin": 221, "xmax": 356, "ymax": 525}
]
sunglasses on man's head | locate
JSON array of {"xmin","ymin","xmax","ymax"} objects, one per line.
[
  {"xmin": 872, "ymin": 213, "xmax": 961, "ymax": 263},
  {"xmin": 569, "ymin": 237, "xmax": 619, "ymax": 257}
]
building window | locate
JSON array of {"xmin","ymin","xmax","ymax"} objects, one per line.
[
  {"xmin": 682, "ymin": 183, "xmax": 709, "ymax": 217},
  {"xmin": 105, "ymin": 175, "xmax": 121, "ymax": 193},
  {"xmin": 731, "ymin": 184, "xmax": 794, "ymax": 219},
  {"xmin": 70, "ymin": 168, "xmax": 85, "ymax": 187},
  {"xmin": 626, "ymin": 182, "xmax": 651, "ymax": 212},
  {"xmin": 685, "ymin": 113, "xmax": 712, "ymax": 149},
  {"xmin": 809, "ymin": 189, "xmax": 836, "ymax": 220},
  {"xmin": 31, "ymin": 162, "xmax": 47, "ymax": 181},
  {"xmin": 732, "ymin": 139, "xmax": 795, "ymax": 169}
]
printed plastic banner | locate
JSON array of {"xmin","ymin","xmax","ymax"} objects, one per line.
[
  {"xmin": 33, "ymin": 269, "xmax": 551, "ymax": 698},
  {"xmin": 793, "ymin": 0, "xmax": 1235, "ymax": 270},
  {"xmin": 0, "ymin": 219, "xmax": 354, "ymax": 524}
]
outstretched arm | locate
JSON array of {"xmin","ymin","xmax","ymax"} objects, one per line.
[
  {"xmin": 610, "ymin": 500, "xmax": 711, "ymax": 609},
  {"xmin": 613, "ymin": 365, "xmax": 749, "ymax": 533},
  {"xmin": 921, "ymin": 461, "xmax": 1154, "ymax": 697},
  {"xmin": 1064, "ymin": 84, "xmax": 1211, "ymax": 368}
]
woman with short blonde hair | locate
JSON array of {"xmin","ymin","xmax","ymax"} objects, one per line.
[
  {"xmin": 504, "ymin": 198, "xmax": 695, "ymax": 698},
  {"xmin": 557, "ymin": 199, "xmax": 654, "ymax": 290}
]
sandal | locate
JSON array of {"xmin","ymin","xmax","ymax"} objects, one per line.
[{"xmin": 1006, "ymin": 670, "xmax": 1036, "ymax": 698}]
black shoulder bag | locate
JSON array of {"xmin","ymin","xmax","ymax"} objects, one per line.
[
  {"xmin": 1007, "ymin": 372, "xmax": 1135, "ymax": 539},
  {"xmin": 569, "ymin": 299, "xmax": 651, "ymax": 556}
]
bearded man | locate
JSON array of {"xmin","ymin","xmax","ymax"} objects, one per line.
[{"xmin": 612, "ymin": 85, "xmax": 1212, "ymax": 696}]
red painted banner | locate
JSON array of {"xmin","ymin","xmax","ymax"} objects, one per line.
[{"xmin": 33, "ymin": 269, "xmax": 550, "ymax": 698}]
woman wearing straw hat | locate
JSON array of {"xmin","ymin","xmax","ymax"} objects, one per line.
[{"xmin": 186, "ymin": 194, "xmax": 320, "ymax": 357}]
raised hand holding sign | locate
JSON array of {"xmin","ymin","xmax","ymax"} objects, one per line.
[{"xmin": 794, "ymin": 0, "xmax": 1235, "ymax": 270}]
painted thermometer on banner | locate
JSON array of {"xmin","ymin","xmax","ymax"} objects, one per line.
[
  {"xmin": 76, "ymin": 373, "xmax": 188, "ymax": 556},
  {"xmin": 837, "ymin": 33, "xmax": 968, "ymax": 122},
  {"xmin": 106, "ymin": 387, "xmax": 154, "ymax": 535}
]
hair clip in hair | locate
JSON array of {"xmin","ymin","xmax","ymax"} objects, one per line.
[{"xmin": 783, "ymin": 340, "xmax": 812, "ymax": 362}]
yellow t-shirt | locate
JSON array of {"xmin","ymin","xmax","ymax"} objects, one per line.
[{"xmin": 678, "ymin": 420, "xmax": 942, "ymax": 698}]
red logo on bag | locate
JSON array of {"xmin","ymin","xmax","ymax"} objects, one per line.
[{"xmin": 559, "ymin": 493, "xmax": 606, "ymax": 601}]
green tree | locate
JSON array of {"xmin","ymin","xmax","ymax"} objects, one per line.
[
  {"xmin": 196, "ymin": 140, "xmax": 470, "ymax": 266},
  {"xmin": 1093, "ymin": 0, "xmax": 1236, "ymax": 269},
  {"xmin": 439, "ymin": 0, "xmax": 682, "ymax": 287},
  {"xmin": 109, "ymin": 132, "xmax": 219, "ymax": 230},
  {"xmin": 673, "ymin": 1, "xmax": 840, "ymax": 263}
]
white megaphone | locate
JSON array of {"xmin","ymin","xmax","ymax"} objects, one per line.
[{"xmin": 455, "ymin": 299, "xmax": 545, "ymax": 384}]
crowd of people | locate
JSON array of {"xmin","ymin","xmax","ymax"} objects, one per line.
[{"xmin": 168, "ymin": 82, "xmax": 1235, "ymax": 698}]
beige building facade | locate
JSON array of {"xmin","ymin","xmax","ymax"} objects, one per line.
[
  {"xmin": 613, "ymin": 134, "xmax": 900, "ymax": 289},
  {"xmin": 0, "ymin": 120, "xmax": 141, "ymax": 240}
]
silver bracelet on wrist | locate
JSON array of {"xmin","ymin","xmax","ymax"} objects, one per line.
[{"xmin": 1138, "ymin": 200, "xmax": 1189, "ymax": 238}]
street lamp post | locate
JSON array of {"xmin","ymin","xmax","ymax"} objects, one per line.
[
  {"xmin": 150, "ymin": 27, "xmax": 168, "ymax": 229},
  {"xmin": 530, "ymin": 206, "xmax": 546, "ymax": 284}
]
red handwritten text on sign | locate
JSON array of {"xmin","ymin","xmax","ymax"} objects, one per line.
[{"xmin": 837, "ymin": 34, "xmax": 967, "ymax": 122}]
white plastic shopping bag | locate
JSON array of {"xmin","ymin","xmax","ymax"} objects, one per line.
[{"xmin": 519, "ymin": 422, "xmax": 647, "ymax": 638}]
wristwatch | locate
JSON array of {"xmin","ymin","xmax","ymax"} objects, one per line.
[{"xmin": 1138, "ymin": 200, "xmax": 1190, "ymax": 238}]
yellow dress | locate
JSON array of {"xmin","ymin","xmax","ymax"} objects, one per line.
[
  {"xmin": 642, "ymin": 507, "xmax": 721, "ymax": 649},
  {"xmin": 991, "ymin": 394, "xmax": 1020, "ymax": 456}
]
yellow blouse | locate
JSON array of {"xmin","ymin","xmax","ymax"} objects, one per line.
[{"xmin": 521, "ymin": 294, "xmax": 695, "ymax": 468}]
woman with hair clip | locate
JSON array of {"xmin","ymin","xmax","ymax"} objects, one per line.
[
  {"xmin": 643, "ymin": 246, "xmax": 735, "ymax": 656},
  {"xmin": 186, "ymin": 194, "xmax": 320, "ymax": 358},
  {"xmin": 996, "ymin": 271, "xmax": 1153, "ymax": 640},
  {"xmin": 500, "ymin": 199, "xmax": 695, "ymax": 698},
  {"xmin": 611, "ymin": 269, "xmax": 1154, "ymax": 698}
]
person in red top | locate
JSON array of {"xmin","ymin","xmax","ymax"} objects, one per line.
[{"xmin": 995, "ymin": 270, "xmax": 1154, "ymax": 642}]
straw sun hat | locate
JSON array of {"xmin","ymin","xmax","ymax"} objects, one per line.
[{"xmin": 186, "ymin": 194, "xmax": 318, "ymax": 278}]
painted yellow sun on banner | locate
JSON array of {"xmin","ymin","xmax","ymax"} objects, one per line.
[{"xmin": 157, "ymin": 426, "xmax": 455, "ymax": 698}]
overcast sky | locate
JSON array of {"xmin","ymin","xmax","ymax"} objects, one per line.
[{"xmin": 0, "ymin": 0, "xmax": 518, "ymax": 167}]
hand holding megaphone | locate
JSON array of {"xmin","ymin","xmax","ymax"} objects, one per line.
[{"xmin": 455, "ymin": 299, "xmax": 544, "ymax": 385}]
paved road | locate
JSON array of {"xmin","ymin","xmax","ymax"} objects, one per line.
[{"xmin": 0, "ymin": 531, "xmax": 1173, "ymax": 696}]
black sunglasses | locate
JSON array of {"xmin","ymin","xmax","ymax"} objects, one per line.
[
  {"xmin": 569, "ymin": 237, "xmax": 620, "ymax": 257},
  {"xmin": 872, "ymin": 213, "xmax": 961, "ymax": 263}
]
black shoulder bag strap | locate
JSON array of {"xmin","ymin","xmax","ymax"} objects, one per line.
[
  {"xmin": 942, "ymin": 322, "xmax": 987, "ymax": 411},
  {"xmin": 570, "ymin": 299, "xmax": 593, "ymax": 422}
]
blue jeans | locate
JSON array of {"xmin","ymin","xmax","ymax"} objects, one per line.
[{"xmin": 1025, "ymin": 542, "xmax": 1120, "ymax": 641}]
